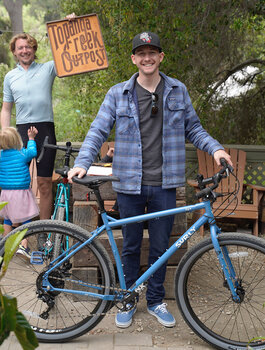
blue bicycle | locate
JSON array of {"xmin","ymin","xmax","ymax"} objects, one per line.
[{"xmin": 1, "ymin": 159, "xmax": 265, "ymax": 350}]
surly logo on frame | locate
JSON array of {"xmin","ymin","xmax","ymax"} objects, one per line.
[{"xmin": 175, "ymin": 228, "xmax": 196, "ymax": 248}]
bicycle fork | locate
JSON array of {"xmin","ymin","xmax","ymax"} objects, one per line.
[{"xmin": 210, "ymin": 225, "xmax": 242, "ymax": 303}]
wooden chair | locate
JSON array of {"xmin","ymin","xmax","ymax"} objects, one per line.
[
  {"xmin": 100, "ymin": 141, "xmax": 115, "ymax": 159},
  {"xmin": 187, "ymin": 148, "xmax": 265, "ymax": 236}
]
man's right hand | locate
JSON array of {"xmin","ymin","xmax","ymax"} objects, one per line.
[{"xmin": 68, "ymin": 167, "xmax": 87, "ymax": 183}]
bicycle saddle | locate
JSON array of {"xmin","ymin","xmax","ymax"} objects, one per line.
[
  {"xmin": 55, "ymin": 166, "xmax": 70, "ymax": 177},
  {"xmin": 73, "ymin": 175, "xmax": 120, "ymax": 187}
]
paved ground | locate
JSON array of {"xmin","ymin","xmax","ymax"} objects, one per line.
[{"xmin": 2, "ymin": 298, "xmax": 213, "ymax": 350}]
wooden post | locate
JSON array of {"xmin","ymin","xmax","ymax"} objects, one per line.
[
  {"xmin": 261, "ymin": 194, "xmax": 265, "ymax": 235},
  {"xmin": 73, "ymin": 201, "xmax": 99, "ymax": 232}
]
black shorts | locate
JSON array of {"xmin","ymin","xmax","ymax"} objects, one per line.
[{"xmin": 17, "ymin": 122, "xmax": 56, "ymax": 177}]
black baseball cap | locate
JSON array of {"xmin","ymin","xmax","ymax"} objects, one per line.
[{"xmin": 132, "ymin": 31, "xmax": 162, "ymax": 54}]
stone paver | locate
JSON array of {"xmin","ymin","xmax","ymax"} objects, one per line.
[
  {"xmin": 0, "ymin": 288, "xmax": 214, "ymax": 350},
  {"xmin": 115, "ymin": 333, "xmax": 152, "ymax": 347}
]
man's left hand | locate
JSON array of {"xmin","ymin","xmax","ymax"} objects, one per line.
[{"xmin": 213, "ymin": 149, "xmax": 233, "ymax": 167}]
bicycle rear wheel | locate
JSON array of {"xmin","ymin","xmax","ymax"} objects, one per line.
[
  {"xmin": 0, "ymin": 220, "xmax": 115, "ymax": 343},
  {"xmin": 175, "ymin": 233, "xmax": 265, "ymax": 350}
]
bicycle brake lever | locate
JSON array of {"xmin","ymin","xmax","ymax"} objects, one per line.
[{"xmin": 196, "ymin": 174, "xmax": 205, "ymax": 190}]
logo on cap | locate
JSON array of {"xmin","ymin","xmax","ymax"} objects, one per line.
[{"xmin": 140, "ymin": 32, "xmax": 152, "ymax": 43}]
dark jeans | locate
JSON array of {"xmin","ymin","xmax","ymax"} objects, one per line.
[{"xmin": 117, "ymin": 185, "xmax": 176, "ymax": 307}]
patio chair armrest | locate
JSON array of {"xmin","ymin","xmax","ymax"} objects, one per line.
[
  {"xmin": 244, "ymin": 183, "xmax": 265, "ymax": 205},
  {"xmin": 187, "ymin": 179, "xmax": 198, "ymax": 188},
  {"xmin": 246, "ymin": 184, "xmax": 265, "ymax": 192}
]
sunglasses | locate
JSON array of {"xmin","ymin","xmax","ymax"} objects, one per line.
[{"xmin": 151, "ymin": 93, "xmax": 159, "ymax": 116}]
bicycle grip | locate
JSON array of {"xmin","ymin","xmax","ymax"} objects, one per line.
[
  {"xmin": 220, "ymin": 158, "xmax": 234, "ymax": 173},
  {"xmin": 195, "ymin": 187, "xmax": 212, "ymax": 199},
  {"xmin": 37, "ymin": 136, "xmax": 49, "ymax": 163}
]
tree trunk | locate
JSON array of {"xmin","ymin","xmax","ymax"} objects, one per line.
[{"xmin": 3, "ymin": 0, "xmax": 23, "ymax": 35}]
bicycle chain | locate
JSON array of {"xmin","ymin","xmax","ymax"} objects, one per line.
[
  {"xmin": 45, "ymin": 275, "xmax": 134, "ymax": 317},
  {"xmin": 48, "ymin": 274, "xmax": 128, "ymax": 293}
]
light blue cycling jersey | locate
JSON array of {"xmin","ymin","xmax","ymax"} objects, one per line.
[{"xmin": 3, "ymin": 61, "xmax": 56, "ymax": 124}]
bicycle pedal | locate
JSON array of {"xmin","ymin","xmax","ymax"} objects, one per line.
[{"xmin": 30, "ymin": 251, "xmax": 44, "ymax": 265}]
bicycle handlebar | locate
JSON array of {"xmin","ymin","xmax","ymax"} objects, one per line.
[
  {"xmin": 37, "ymin": 136, "xmax": 80, "ymax": 164},
  {"xmin": 195, "ymin": 158, "xmax": 234, "ymax": 200}
]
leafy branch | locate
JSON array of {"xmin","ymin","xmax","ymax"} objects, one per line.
[{"xmin": 0, "ymin": 202, "xmax": 38, "ymax": 349}]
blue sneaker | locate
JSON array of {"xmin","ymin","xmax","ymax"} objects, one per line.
[
  {"xmin": 115, "ymin": 304, "xmax": 137, "ymax": 328},
  {"xmin": 147, "ymin": 303, "xmax": 176, "ymax": 327},
  {"xmin": 16, "ymin": 245, "xmax": 31, "ymax": 260}
]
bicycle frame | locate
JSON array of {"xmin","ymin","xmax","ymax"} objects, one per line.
[
  {"xmin": 52, "ymin": 181, "xmax": 70, "ymax": 222},
  {"xmin": 41, "ymin": 198, "xmax": 241, "ymax": 303},
  {"xmin": 43, "ymin": 181, "xmax": 71, "ymax": 257}
]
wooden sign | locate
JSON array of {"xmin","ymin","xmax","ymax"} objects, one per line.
[{"xmin": 46, "ymin": 14, "xmax": 108, "ymax": 77}]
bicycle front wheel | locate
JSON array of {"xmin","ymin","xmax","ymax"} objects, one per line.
[
  {"xmin": 175, "ymin": 233, "xmax": 265, "ymax": 350},
  {"xmin": 0, "ymin": 220, "xmax": 115, "ymax": 343}
]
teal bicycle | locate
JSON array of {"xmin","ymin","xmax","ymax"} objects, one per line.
[
  {"xmin": 35, "ymin": 138, "xmax": 79, "ymax": 260},
  {"xmin": 1, "ymin": 159, "xmax": 265, "ymax": 350}
]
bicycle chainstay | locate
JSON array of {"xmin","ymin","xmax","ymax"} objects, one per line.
[{"xmin": 42, "ymin": 274, "xmax": 138, "ymax": 316}]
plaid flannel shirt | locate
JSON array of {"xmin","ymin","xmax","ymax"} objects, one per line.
[{"xmin": 74, "ymin": 72, "xmax": 223, "ymax": 194}]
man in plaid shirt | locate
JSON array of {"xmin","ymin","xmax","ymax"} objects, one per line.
[{"xmin": 68, "ymin": 31, "xmax": 232, "ymax": 329}]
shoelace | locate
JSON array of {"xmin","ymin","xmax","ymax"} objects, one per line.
[{"xmin": 154, "ymin": 303, "xmax": 168, "ymax": 313}]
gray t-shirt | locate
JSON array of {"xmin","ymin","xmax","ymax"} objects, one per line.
[
  {"xmin": 3, "ymin": 61, "xmax": 56, "ymax": 124},
  {"xmin": 136, "ymin": 78, "xmax": 164, "ymax": 185}
]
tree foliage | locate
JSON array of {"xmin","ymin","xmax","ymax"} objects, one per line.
[
  {"xmin": 2, "ymin": 0, "xmax": 23, "ymax": 34},
  {"xmin": 0, "ymin": 203, "xmax": 38, "ymax": 350},
  {"xmin": 58, "ymin": 0, "xmax": 264, "ymax": 144},
  {"xmin": 0, "ymin": 0, "xmax": 264, "ymax": 144}
]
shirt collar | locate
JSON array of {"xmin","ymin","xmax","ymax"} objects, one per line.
[
  {"xmin": 123, "ymin": 71, "xmax": 180, "ymax": 95},
  {"xmin": 16, "ymin": 61, "xmax": 37, "ymax": 71}
]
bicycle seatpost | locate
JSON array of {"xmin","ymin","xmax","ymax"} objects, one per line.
[{"xmin": 91, "ymin": 186, "xmax": 105, "ymax": 213}]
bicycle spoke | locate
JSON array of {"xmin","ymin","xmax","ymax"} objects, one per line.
[
  {"xmin": 176, "ymin": 233, "xmax": 265, "ymax": 349},
  {"xmin": 0, "ymin": 221, "xmax": 115, "ymax": 342}
]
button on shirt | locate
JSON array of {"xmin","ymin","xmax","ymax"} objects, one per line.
[{"xmin": 3, "ymin": 61, "xmax": 56, "ymax": 124}]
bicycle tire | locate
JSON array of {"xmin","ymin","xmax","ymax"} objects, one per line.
[
  {"xmin": 175, "ymin": 232, "xmax": 265, "ymax": 350},
  {"xmin": 0, "ymin": 220, "xmax": 115, "ymax": 343},
  {"xmin": 52, "ymin": 201, "xmax": 66, "ymax": 260}
]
